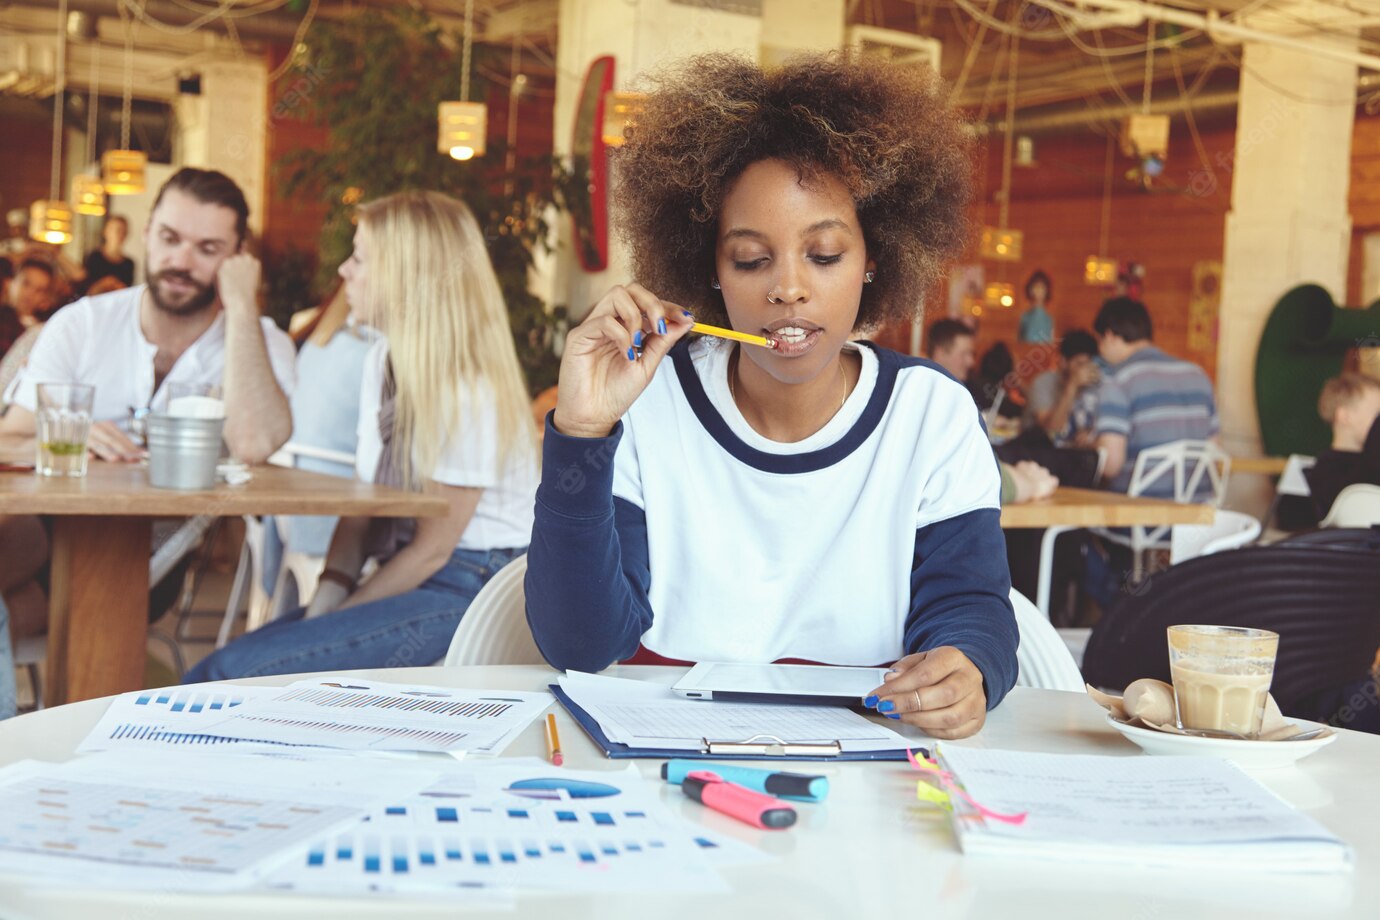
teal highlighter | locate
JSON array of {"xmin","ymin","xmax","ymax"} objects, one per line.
[{"xmin": 661, "ymin": 760, "xmax": 829, "ymax": 802}]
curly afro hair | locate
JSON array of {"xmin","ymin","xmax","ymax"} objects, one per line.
[{"xmin": 612, "ymin": 52, "xmax": 973, "ymax": 331}]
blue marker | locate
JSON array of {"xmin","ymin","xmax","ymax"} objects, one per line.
[{"xmin": 661, "ymin": 760, "xmax": 829, "ymax": 802}]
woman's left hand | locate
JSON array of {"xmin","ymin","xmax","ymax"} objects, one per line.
[{"xmin": 865, "ymin": 647, "xmax": 987, "ymax": 740}]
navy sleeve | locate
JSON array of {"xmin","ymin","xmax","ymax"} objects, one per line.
[
  {"xmin": 904, "ymin": 508, "xmax": 1019, "ymax": 710},
  {"xmin": 524, "ymin": 414, "xmax": 653, "ymax": 672}
]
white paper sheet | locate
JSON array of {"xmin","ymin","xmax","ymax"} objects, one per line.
[
  {"xmin": 937, "ymin": 747, "xmax": 1352, "ymax": 872},
  {"xmin": 190, "ymin": 677, "xmax": 552, "ymax": 754},
  {"xmin": 77, "ymin": 684, "xmax": 336, "ymax": 755},
  {"xmin": 0, "ymin": 752, "xmax": 445, "ymax": 892},
  {"xmin": 559, "ymin": 671, "xmax": 918, "ymax": 753},
  {"xmin": 263, "ymin": 761, "xmax": 728, "ymax": 895}
]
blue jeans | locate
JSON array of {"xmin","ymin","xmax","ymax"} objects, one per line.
[
  {"xmin": 0, "ymin": 596, "xmax": 15, "ymax": 720},
  {"xmin": 184, "ymin": 547, "xmax": 524, "ymax": 682}
]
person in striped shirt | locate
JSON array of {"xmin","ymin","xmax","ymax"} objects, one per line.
[{"xmin": 1092, "ymin": 297, "xmax": 1218, "ymax": 496}]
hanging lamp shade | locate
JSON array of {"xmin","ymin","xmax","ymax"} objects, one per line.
[
  {"xmin": 101, "ymin": 149, "xmax": 147, "ymax": 195},
  {"xmin": 601, "ymin": 91, "xmax": 645, "ymax": 147},
  {"xmin": 979, "ymin": 226, "xmax": 1023, "ymax": 262},
  {"xmin": 437, "ymin": 101, "xmax": 487, "ymax": 161},
  {"xmin": 1084, "ymin": 256, "xmax": 1118, "ymax": 286},
  {"xmin": 30, "ymin": 200, "xmax": 74, "ymax": 245},
  {"xmin": 71, "ymin": 173, "xmax": 106, "ymax": 216}
]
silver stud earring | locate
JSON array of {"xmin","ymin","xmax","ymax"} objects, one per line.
[
  {"xmin": 710, "ymin": 279, "xmax": 721, "ymax": 290},
  {"xmin": 864, "ymin": 271, "xmax": 875, "ymax": 283}
]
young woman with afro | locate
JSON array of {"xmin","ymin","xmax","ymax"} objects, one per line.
[{"xmin": 526, "ymin": 53, "xmax": 1018, "ymax": 740}]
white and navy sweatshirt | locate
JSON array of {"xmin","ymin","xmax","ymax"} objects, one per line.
[{"xmin": 525, "ymin": 337, "xmax": 1019, "ymax": 709}]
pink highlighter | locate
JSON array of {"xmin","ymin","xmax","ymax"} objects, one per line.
[{"xmin": 681, "ymin": 771, "xmax": 798, "ymax": 829}]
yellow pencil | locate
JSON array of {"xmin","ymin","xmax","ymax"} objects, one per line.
[
  {"xmin": 545, "ymin": 712, "xmax": 564, "ymax": 766},
  {"xmin": 690, "ymin": 322, "xmax": 775, "ymax": 349}
]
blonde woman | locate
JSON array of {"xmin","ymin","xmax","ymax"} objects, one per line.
[{"xmin": 188, "ymin": 191, "xmax": 538, "ymax": 680}]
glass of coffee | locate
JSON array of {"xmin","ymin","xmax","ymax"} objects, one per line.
[{"xmin": 1167, "ymin": 625, "xmax": 1280, "ymax": 739}]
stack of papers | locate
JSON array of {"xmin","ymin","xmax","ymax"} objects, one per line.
[
  {"xmin": 937, "ymin": 747, "xmax": 1352, "ymax": 873},
  {"xmin": 264, "ymin": 761, "xmax": 744, "ymax": 896},
  {"xmin": 0, "ymin": 751, "xmax": 445, "ymax": 891},
  {"xmin": 557, "ymin": 671, "xmax": 921, "ymax": 756},
  {"xmin": 78, "ymin": 676, "xmax": 551, "ymax": 756}
]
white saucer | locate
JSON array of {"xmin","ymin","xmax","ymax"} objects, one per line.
[{"xmin": 1106, "ymin": 713, "xmax": 1337, "ymax": 769}]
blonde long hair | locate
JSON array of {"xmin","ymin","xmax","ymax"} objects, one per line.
[{"xmin": 358, "ymin": 191, "xmax": 535, "ymax": 488}]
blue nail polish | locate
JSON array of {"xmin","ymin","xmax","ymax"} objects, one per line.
[
  {"xmin": 864, "ymin": 695, "xmax": 879, "ymax": 708},
  {"xmin": 885, "ymin": 713, "xmax": 901, "ymax": 720},
  {"xmin": 878, "ymin": 700, "xmax": 895, "ymax": 713},
  {"xmin": 682, "ymin": 310, "xmax": 693, "ymax": 317},
  {"xmin": 633, "ymin": 330, "xmax": 643, "ymax": 347},
  {"xmin": 627, "ymin": 347, "xmax": 636, "ymax": 361},
  {"xmin": 658, "ymin": 318, "xmax": 667, "ymax": 335}
]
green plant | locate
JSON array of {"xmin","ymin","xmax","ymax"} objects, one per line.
[{"xmin": 274, "ymin": 7, "xmax": 564, "ymax": 393}]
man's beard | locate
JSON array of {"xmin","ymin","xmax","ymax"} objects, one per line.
[{"xmin": 147, "ymin": 269, "xmax": 217, "ymax": 316}]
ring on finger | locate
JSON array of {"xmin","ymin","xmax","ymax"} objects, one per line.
[{"xmin": 912, "ymin": 689, "xmax": 923, "ymax": 712}]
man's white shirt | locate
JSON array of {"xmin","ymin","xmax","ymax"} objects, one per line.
[{"xmin": 6, "ymin": 284, "xmax": 296, "ymax": 419}]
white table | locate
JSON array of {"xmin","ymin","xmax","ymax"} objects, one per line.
[{"xmin": 0, "ymin": 666, "xmax": 1375, "ymax": 919}]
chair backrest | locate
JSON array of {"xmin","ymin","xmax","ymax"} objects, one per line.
[
  {"xmin": 442, "ymin": 555, "xmax": 545, "ymax": 667},
  {"xmin": 1128, "ymin": 439, "xmax": 1231, "ymax": 506},
  {"xmin": 1081, "ymin": 542, "xmax": 1380, "ymax": 720},
  {"xmin": 1168, "ymin": 509, "xmax": 1261, "ymax": 565},
  {"xmin": 1320, "ymin": 483, "xmax": 1380, "ymax": 529},
  {"xmin": 1010, "ymin": 588, "xmax": 1085, "ymax": 692}
]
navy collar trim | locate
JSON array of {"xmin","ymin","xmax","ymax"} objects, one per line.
[{"xmin": 670, "ymin": 339, "xmax": 900, "ymax": 474}]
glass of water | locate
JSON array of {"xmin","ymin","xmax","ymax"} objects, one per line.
[{"xmin": 36, "ymin": 383, "xmax": 95, "ymax": 477}]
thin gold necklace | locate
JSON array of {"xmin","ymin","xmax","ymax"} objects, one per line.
[{"xmin": 729, "ymin": 347, "xmax": 848, "ymax": 413}]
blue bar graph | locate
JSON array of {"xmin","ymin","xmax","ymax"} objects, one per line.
[
  {"xmin": 436, "ymin": 807, "xmax": 458, "ymax": 823},
  {"xmin": 592, "ymin": 812, "xmax": 615, "ymax": 826},
  {"xmin": 385, "ymin": 807, "xmax": 407, "ymax": 816},
  {"xmin": 307, "ymin": 846, "xmax": 325, "ymax": 866},
  {"xmin": 391, "ymin": 835, "xmax": 409, "ymax": 874},
  {"xmin": 555, "ymin": 811, "xmax": 577, "ymax": 823},
  {"xmin": 444, "ymin": 836, "xmax": 462, "ymax": 861},
  {"xmin": 188, "ymin": 694, "xmax": 204, "ymax": 714},
  {"xmin": 364, "ymin": 836, "xmax": 380, "ymax": 873},
  {"xmin": 506, "ymin": 809, "xmax": 528, "ymax": 819},
  {"xmin": 577, "ymin": 845, "xmax": 596, "ymax": 864}
]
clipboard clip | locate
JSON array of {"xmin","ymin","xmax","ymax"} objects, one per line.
[{"xmin": 702, "ymin": 734, "xmax": 843, "ymax": 757}]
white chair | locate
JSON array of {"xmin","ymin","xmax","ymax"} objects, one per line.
[
  {"xmin": 1093, "ymin": 438, "xmax": 1231, "ymax": 581},
  {"xmin": 1010, "ymin": 588, "xmax": 1084, "ymax": 692},
  {"xmin": 442, "ymin": 555, "xmax": 544, "ymax": 667},
  {"xmin": 1320, "ymin": 483, "xmax": 1380, "ymax": 528},
  {"xmin": 1168, "ymin": 509, "xmax": 1262, "ymax": 564}
]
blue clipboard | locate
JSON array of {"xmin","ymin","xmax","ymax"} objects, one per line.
[{"xmin": 550, "ymin": 684, "xmax": 915, "ymax": 762}]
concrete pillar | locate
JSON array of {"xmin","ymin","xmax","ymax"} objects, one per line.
[
  {"xmin": 760, "ymin": 0, "xmax": 844, "ymax": 68},
  {"xmin": 1214, "ymin": 5, "xmax": 1358, "ymax": 513},
  {"xmin": 548, "ymin": 0, "xmax": 763, "ymax": 320},
  {"xmin": 175, "ymin": 60, "xmax": 269, "ymax": 235}
]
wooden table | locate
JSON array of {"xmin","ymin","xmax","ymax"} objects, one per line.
[
  {"xmin": 0, "ymin": 462, "xmax": 447, "ymax": 707},
  {"xmin": 1231, "ymin": 455, "xmax": 1291, "ymax": 476},
  {"xmin": 999, "ymin": 486, "xmax": 1215, "ymax": 529},
  {"xmin": 1000, "ymin": 487, "xmax": 1215, "ymax": 617}
]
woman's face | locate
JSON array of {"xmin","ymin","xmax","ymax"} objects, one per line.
[
  {"xmin": 714, "ymin": 158, "xmax": 872, "ymax": 386},
  {"xmin": 1029, "ymin": 280, "xmax": 1048, "ymax": 304},
  {"xmin": 338, "ymin": 225, "xmax": 373, "ymax": 324}
]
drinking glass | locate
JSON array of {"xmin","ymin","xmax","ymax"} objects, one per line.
[
  {"xmin": 1167, "ymin": 625, "xmax": 1280, "ymax": 739},
  {"xmin": 35, "ymin": 383, "xmax": 95, "ymax": 477}
]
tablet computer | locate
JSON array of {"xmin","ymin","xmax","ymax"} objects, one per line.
[{"xmin": 670, "ymin": 662, "xmax": 889, "ymax": 706}]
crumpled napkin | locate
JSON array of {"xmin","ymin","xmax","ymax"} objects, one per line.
[
  {"xmin": 216, "ymin": 459, "xmax": 252, "ymax": 486},
  {"xmin": 1087, "ymin": 679, "xmax": 1329, "ymax": 742}
]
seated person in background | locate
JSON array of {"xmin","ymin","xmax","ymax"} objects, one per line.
[
  {"xmin": 1001, "ymin": 459, "xmax": 1058, "ymax": 504},
  {"xmin": 259, "ymin": 288, "xmax": 379, "ymax": 599},
  {"xmin": 0, "ymin": 595, "xmax": 14, "ymax": 720},
  {"xmin": 1091, "ymin": 297, "xmax": 1217, "ymax": 496},
  {"xmin": 1305, "ymin": 373, "xmax": 1380, "ymax": 521},
  {"xmin": 0, "ymin": 259, "xmax": 54, "ymax": 360},
  {"xmin": 186, "ymin": 191, "xmax": 539, "ymax": 681},
  {"xmin": 1023, "ymin": 329, "xmax": 1100, "ymax": 447},
  {"xmin": 526, "ymin": 53, "xmax": 1018, "ymax": 741},
  {"xmin": 81, "ymin": 214, "xmax": 136, "ymax": 293},
  {"xmin": 0, "ymin": 167, "xmax": 295, "ymax": 641},
  {"xmin": 925, "ymin": 317, "xmax": 976, "ymax": 384}
]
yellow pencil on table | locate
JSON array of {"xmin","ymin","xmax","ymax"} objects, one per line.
[
  {"xmin": 545, "ymin": 712, "xmax": 564, "ymax": 766},
  {"xmin": 690, "ymin": 322, "xmax": 775, "ymax": 349}
]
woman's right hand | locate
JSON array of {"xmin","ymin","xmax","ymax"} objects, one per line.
[{"xmin": 552, "ymin": 283, "xmax": 695, "ymax": 439}]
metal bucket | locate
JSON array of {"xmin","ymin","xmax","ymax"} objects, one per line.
[{"xmin": 146, "ymin": 414, "xmax": 225, "ymax": 490}]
